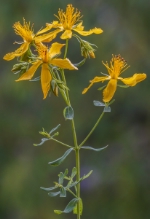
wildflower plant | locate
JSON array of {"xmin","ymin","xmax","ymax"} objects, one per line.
[{"xmin": 3, "ymin": 4, "xmax": 147, "ymax": 219}]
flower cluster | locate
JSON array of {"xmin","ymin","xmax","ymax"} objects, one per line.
[
  {"xmin": 3, "ymin": 4, "xmax": 146, "ymax": 102},
  {"xmin": 3, "ymin": 4, "xmax": 103, "ymax": 99}
]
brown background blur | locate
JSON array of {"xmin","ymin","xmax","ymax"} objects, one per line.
[{"xmin": 0, "ymin": 0, "xmax": 150, "ymax": 219}]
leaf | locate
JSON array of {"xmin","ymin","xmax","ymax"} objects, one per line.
[
  {"xmin": 93, "ymin": 100, "xmax": 105, "ymax": 107},
  {"xmin": 63, "ymin": 106, "xmax": 74, "ymax": 120},
  {"xmin": 30, "ymin": 76, "xmax": 40, "ymax": 81},
  {"xmin": 73, "ymin": 198, "xmax": 83, "ymax": 215},
  {"xmin": 103, "ymin": 106, "xmax": 111, "ymax": 112},
  {"xmin": 49, "ymin": 124, "xmax": 61, "ymax": 134},
  {"xmin": 74, "ymin": 58, "xmax": 86, "ymax": 67},
  {"xmin": 81, "ymin": 170, "xmax": 93, "ymax": 181},
  {"xmin": 54, "ymin": 198, "xmax": 79, "ymax": 214},
  {"xmin": 40, "ymin": 186, "xmax": 57, "ymax": 191},
  {"xmin": 60, "ymin": 187, "xmax": 66, "ymax": 197},
  {"xmin": 81, "ymin": 145, "xmax": 108, "ymax": 151},
  {"xmin": 48, "ymin": 148, "xmax": 74, "ymax": 166},
  {"xmin": 71, "ymin": 167, "xmax": 77, "ymax": 178},
  {"xmin": 33, "ymin": 138, "xmax": 49, "ymax": 146},
  {"xmin": 117, "ymin": 84, "xmax": 129, "ymax": 88},
  {"xmin": 58, "ymin": 172, "xmax": 64, "ymax": 185},
  {"xmin": 97, "ymin": 85, "xmax": 106, "ymax": 91},
  {"xmin": 48, "ymin": 191, "xmax": 60, "ymax": 197}
]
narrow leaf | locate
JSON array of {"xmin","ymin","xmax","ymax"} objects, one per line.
[
  {"xmin": 104, "ymin": 106, "xmax": 111, "ymax": 112},
  {"xmin": 58, "ymin": 172, "xmax": 64, "ymax": 185},
  {"xmin": 33, "ymin": 138, "xmax": 49, "ymax": 146},
  {"xmin": 63, "ymin": 106, "xmax": 74, "ymax": 120},
  {"xmin": 48, "ymin": 191, "xmax": 60, "ymax": 197},
  {"xmin": 55, "ymin": 198, "xmax": 79, "ymax": 214},
  {"xmin": 74, "ymin": 59, "xmax": 86, "ymax": 67},
  {"xmin": 60, "ymin": 187, "xmax": 66, "ymax": 197},
  {"xmin": 71, "ymin": 167, "xmax": 77, "ymax": 178},
  {"xmin": 81, "ymin": 145, "xmax": 108, "ymax": 151},
  {"xmin": 40, "ymin": 186, "xmax": 57, "ymax": 191},
  {"xmin": 97, "ymin": 85, "xmax": 106, "ymax": 91},
  {"xmin": 117, "ymin": 84, "xmax": 129, "ymax": 88},
  {"xmin": 48, "ymin": 148, "xmax": 74, "ymax": 166},
  {"xmin": 49, "ymin": 124, "xmax": 61, "ymax": 134},
  {"xmin": 93, "ymin": 100, "xmax": 105, "ymax": 107},
  {"xmin": 30, "ymin": 76, "xmax": 40, "ymax": 81},
  {"xmin": 73, "ymin": 198, "xmax": 83, "ymax": 215},
  {"xmin": 81, "ymin": 170, "xmax": 93, "ymax": 180},
  {"xmin": 54, "ymin": 210, "xmax": 63, "ymax": 214}
]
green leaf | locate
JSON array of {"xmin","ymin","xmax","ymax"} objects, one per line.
[
  {"xmin": 54, "ymin": 210, "xmax": 63, "ymax": 215},
  {"xmin": 33, "ymin": 138, "xmax": 49, "ymax": 146},
  {"xmin": 81, "ymin": 145, "xmax": 108, "ymax": 151},
  {"xmin": 40, "ymin": 186, "xmax": 57, "ymax": 191},
  {"xmin": 93, "ymin": 100, "xmax": 105, "ymax": 107},
  {"xmin": 63, "ymin": 106, "xmax": 74, "ymax": 120},
  {"xmin": 73, "ymin": 198, "xmax": 83, "ymax": 215},
  {"xmin": 48, "ymin": 148, "xmax": 74, "ymax": 166},
  {"xmin": 71, "ymin": 167, "xmax": 77, "ymax": 178},
  {"xmin": 54, "ymin": 198, "xmax": 79, "ymax": 214},
  {"xmin": 74, "ymin": 58, "xmax": 86, "ymax": 67},
  {"xmin": 117, "ymin": 84, "xmax": 129, "ymax": 88},
  {"xmin": 60, "ymin": 187, "xmax": 66, "ymax": 197},
  {"xmin": 81, "ymin": 170, "xmax": 93, "ymax": 181},
  {"xmin": 49, "ymin": 124, "xmax": 61, "ymax": 134},
  {"xmin": 103, "ymin": 106, "xmax": 111, "ymax": 112},
  {"xmin": 48, "ymin": 191, "xmax": 60, "ymax": 197},
  {"xmin": 58, "ymin": 172, "xmax": 64, "ymax": 185},
  {"xmin": 30, "ymin": 76, "xmax": 40, "ymax": 82},
  {"xmin": 97, "ymin": 85, "xmax": 106, "ymax": 91}
]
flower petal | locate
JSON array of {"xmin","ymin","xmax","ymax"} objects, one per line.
[
  {"xmin": 16, "ymin": 60, "xmax": 42, "ymax": 81},
  {"xmin": 103, "ymin": 79, "xmax": 117, "ymax": 102},
  {"xmin": 60, "ymin": 30, "xmax": 72, "ymax": 39},
  {"xmin": 119, "ymin": 73, "xmax": 147, "ymax": 86},
  {"xmin": 35, "ymin": 29, "xmax": 62, "ymax": 43},
  {"xmin": 49, "ymin": 42, "xmax": 65, "ymax": 59},
  {"xmin": 50, "ymin": 58, "xmax": 78, "ymax": 70},
  {"xmin": 3, "ymin": 42, "xmax": 30, "ymax": 61},
  {"xmin": 41, "ymin": 63, "xmax": 52, "ymax": 99},
  {"xmin": 82, "ymin": 76, "xmax": 109, "ymax": 94},
  {"xmin": 74, "ymin": 27, "xmax": 103, "ymax": 36},
  {"xmin": 36, "ymin": 21, "xmax": 59, "ymax": 35}
]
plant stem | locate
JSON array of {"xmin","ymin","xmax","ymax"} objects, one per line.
[
  {"xmin": 51, "ymin": 138, "xmax": 73, "ymax": 148},
  {"xmin": 79, "ymin": 111, "xmax": 105, "ymax": 148},
  {"xmin": 62, "ymin": 39, "xmax": 81, "ymax": 219}
]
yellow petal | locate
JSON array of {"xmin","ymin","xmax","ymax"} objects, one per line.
[
  {"xmin": 3, "ymin": 42, "xmax": 29, "ymax": 61},
  {"xmin": 60, "ymin": 30, "xmax": 72, "ymax": 39},
  {"xmin": 49, "ymin": 42, "xmax": 65, "ymax": 59},
  {"xmin": 103, "ymin": 79, "xmax": 117, "ymax": 102},
  {"xmin": 41, "ymin": 63, "xmax": 52, "ymax": 99},
  {"xmin": 50, "ymin": 58, "xmax": 78, "ymax": 70},
  {"xmin": 119, "ymin": 73, "xmax": 147, "ymax": 86},
  {"xmin": 35, "ymin": 29, "xmax": 62, "ymax": 43},
  {"xmin": 16, "ymin": 60, "xmax": 42, "ymax": 81},
  {"xmin": 74, "ymin": 27, "xmax": 103, "ymax": 36},
  {"xmin": 36, "ymin": 21, "xmax": 59, "ymax": 35},
  {"xmin": 82, "ymin": 76, "xmax": 109, "ymax": 94}
]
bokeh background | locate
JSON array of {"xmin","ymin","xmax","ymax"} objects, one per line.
[{"xmin": 0, "ymin": 0, "xmax": 150, "ymax": 219}]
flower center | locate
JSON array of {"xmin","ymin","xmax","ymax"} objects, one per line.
[{"xmin": 56, "ymin": 4, "xmax": 82, "ymax": 30}]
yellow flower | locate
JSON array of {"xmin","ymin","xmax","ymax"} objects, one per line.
[
  {"xmin": 46, "ymin": 4, "xmax": 103, "ymax": 39},
  {"xmin": 82, "ymin": 54, "xmax": 147, "ymax": 102},
  {"xmin": 16, "ymin": 42, "xmax": 78, "ymax": 99},
  {"xmin": 3, "ymin": 18, "xmax": 57, "ymax": 61}
]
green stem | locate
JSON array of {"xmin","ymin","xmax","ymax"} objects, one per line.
[
  {"xmin": 79, "ymin": 111, "xmax": 105, "ymax": 148},
  {"xmin": 51, "ymin": 138, "xmax": 73, "ymax": 148},
  {"xmin": 62, "ymin": 39, "xmax": 81, "ymax": 219}
]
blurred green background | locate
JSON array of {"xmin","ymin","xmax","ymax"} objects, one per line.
[{"xmin": 0, "ymin": 0, "xmax": 150, "ymax": 219}]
